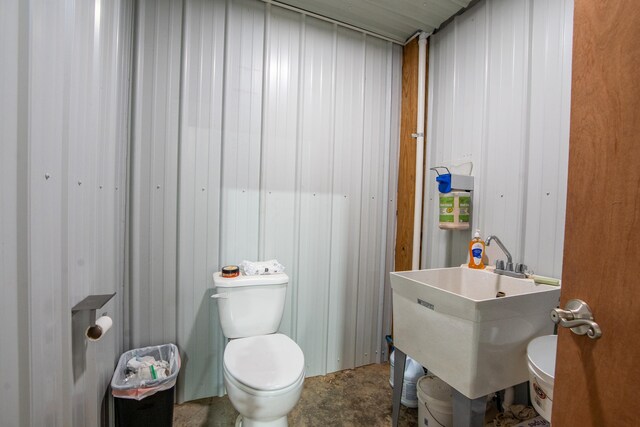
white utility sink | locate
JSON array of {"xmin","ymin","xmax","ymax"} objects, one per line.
[{"xmin": 390, "ymin": 267, "xmax": 560, "ymax": 399}]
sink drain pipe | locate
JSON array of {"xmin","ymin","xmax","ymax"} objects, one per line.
[{"xmin": 412, "ymin": 32, "xmax": 429, "ymax": 270}]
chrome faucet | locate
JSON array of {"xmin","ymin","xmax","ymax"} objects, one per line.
[{"xmin": 485, "ymin": 235, "xmax": 526, "ymax": 278}]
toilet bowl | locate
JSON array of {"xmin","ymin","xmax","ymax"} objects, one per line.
[
  {"xmin": 223, "ymin": 334, "xmax": 305, "ymax": 427},
  {"xmin": 527, "ymin": 334, "xmax": 557, "ymax": 423}
]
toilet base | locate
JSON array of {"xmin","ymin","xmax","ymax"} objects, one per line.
[
  {"xmin": 235, "ymin": 414, "xmax": 288, "ymax": 427},
  {"xmin": 224, "ymin": 364, "xmax": 303, "ymax": 427}
]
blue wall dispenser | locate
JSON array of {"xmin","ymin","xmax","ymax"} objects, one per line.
[{"xmin": 430, "ymin": 166, "xmax": 474, "ymax": 230}]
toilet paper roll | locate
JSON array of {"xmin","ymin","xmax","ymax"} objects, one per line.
[{"xmin": 86, "ymin": 315, "xmax": 113, "ymax": 341}]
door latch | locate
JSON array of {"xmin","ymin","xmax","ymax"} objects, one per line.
[{"xmin": 551, "ymin": 299, "xmax": 602, "ymax": 339}]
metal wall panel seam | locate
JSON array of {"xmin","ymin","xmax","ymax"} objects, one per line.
[
  {"xmin": 175, "ymin": 0, "xmax": 187, "ymax": 362},
  {"xmin": 176, "ymin": 0, "xmax": 199, "ymax": 402},
  {"xmin": 382, "ymin": 43, "xmax": 403, "ymax": 361},
  {"xmin": 164, "ymin": 0, "xmax": 182, "ymax": 345},
  {"xmin": 358, "ymin": 34, "xmax": 382, "ymax": 365},
  {"xmin": 553, "ymin": 0, "xmax": 572, "ymax": 277},
  {"xmin": 210, "ymin": 0, "xmax": 226, "ymax": 399},
  {"xmin": 258, "ymin": 2, "xmax": 271, "ymax": 260},
  {"xmin": 478, "ymin": 0, "xmax": 492, "ymax": 240},
  {"xmin": 59, "ymin": 1, "xmax": 74, "ymax": 422},
  {"xmin": 15, "ymin": 0, "xmax": 31, "ymax": 421},
  {"xmin": 291, "ymin": 13, "xmax": 305, "ymax": 342},
  {"xmin": 214, "ymin": 0, "xmax": 228, "ymax": 398},
  {"xmin": 209, "ymin": 0, "xmax": 227, "ymax": 400},
  {"xmin": 174, "ymin": 0, "xmax": 189, "ymax": 402},
  {"xmin": 323, "ymin": 23, "xmax": 339, "ymax": 373},
  {"xmin": 371, "ymin": 39, "xmax": 389, "ymax": 364},
  {"xmin": 127, "ymin": 0, "xmax": 141, "ymax": 349},
  {"xmin": 135, "ymin": 0, "xmax": 153, "ymax": 346},
  {"xmin": 219, "ymin": 0, "xmax": 231, "ymax": 270},
  {"xmin": 148, "ymin": 0, "xmax": 162, "ymax": 345},
  {"xmin": 115, "ymin": 0, "xmax": 132, "ymax": 358},
  {"xmin": 151, "ymin": 0, "xmax": 164, "ymax": 345},
  {"xmin": 190, "ymin": 0, "xmax": 204, "ymax": 401},
  {"xmin": 352, "ymin": 32, "xmax": 367, "ymax": 366},
  {"xmin": 516, "ymin": 0, "xmax": 534, "ymax": 263},
  {"xmin": 422, "ymin": 41, "xmax": 436, "ymax": 269},
  {"xmin": 195, "ymin": 2, "xmax": 207, "ymax": 400},
  {"xmin": 369, "ymin": 40, "xmax": 383, "ymax": 364},
  {"xmin": 376, "ymin": 41, "xmax": 394, "ymax": 363}
]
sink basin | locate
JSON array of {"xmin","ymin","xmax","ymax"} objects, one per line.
[{"xmin": 390, "ymin": 267, "xmax": 560, "ymax": 399}]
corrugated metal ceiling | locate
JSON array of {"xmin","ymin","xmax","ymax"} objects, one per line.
[{"xmin": 267, "ymin": 0, "xmax": 473, "ymax": 43}]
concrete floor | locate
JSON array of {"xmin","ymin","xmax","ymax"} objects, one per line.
[{"xmin": 173, "ymin": 363, "xmax": 418, "ymax": 426}]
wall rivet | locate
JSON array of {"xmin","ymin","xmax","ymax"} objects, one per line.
[
  {"xmin": 44, "ymin": 173, "xmax": 51, "ymax": 180},
  {"xmin": 546, "ymin": 192, "xmax": 550, "ymax": 196},
  {"xmin": 156, "ymin": 185, "xmax": 161, "ymax": 189},
  {"xmin": 78, "ymin": 181, "xmax": 82, "ymax": 186},
  {"xmin": 201, "ymin": 187, "xmax": 205, "ymax": 191},
  {"xmin": 99, "ymin": 185, "xmax": 103, "ymax": 189},
  {"xmin": 500, "ymin": 194, "xmax": 504, "ymax": 198}
]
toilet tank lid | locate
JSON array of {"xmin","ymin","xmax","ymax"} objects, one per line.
[{"xmin": 213, "ymin": 272, "xmax": 289, "ymax": 288}]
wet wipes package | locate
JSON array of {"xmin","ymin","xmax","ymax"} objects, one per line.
[{"xmin": 239, "ymin": 259, "xmax": 285, "ymax": 275}]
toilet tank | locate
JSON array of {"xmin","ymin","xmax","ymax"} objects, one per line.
[{"xmin": 212, "ymin": 272, "xmax": 288, "ymax": 338}]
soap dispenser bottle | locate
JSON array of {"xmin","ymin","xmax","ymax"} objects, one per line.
[{"xmin": 468, "ymin": 230, "xmax": 485, "ymax": 269}]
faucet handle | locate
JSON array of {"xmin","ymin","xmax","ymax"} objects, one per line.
[
  {"xmin": 515, "ymin": 263, "xmax": 527, "ymax": 274},
  {"xmin": 506, "ymin": 261, "xmax": 514, "ymax": 272},
  {"xmin": 495, "ymin": 260, "xmax": 505, "ymax": 271}
]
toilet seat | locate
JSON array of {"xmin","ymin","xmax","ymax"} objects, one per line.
[{"xmin": 224, "ymin": 333, "xmax": 304, "ymax": 391}]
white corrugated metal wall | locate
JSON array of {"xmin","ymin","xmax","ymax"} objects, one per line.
[
  {"xmin": 130, "ymin": 0, "xmax": 401, "ymax": 402},
  {"xmin": 422, "ymin": 0, "xmax": 574, "ymax": 278},
  {"xmin": 0, "ymin": 0, "xmax": 133, "ymax": 425}
]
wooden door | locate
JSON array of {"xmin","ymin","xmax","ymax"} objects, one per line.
[{"xmin": 552, "ymin": 1, "xmax": 640, "ymax": 425}]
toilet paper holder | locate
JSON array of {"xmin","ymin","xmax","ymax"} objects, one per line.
[{"xmin": 72, "ymin": 293, "xmax": 116, "ymax": 340}]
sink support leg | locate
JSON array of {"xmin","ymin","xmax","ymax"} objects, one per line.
[
  {"xmin": 514, "ymin": 381, "xmax": 529, "ymax": 406},
  {"xmin": 391, "ymin": 348, "xmax": 406, "ymax": 427},
  {"xmin": 452, "ymin": 388, "xmax": 485, "ymax": 427}
]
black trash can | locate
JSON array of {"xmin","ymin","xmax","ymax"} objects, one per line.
[
  {"xmin": 114, "ymin": 386, "xmax": 175, "ymax": 427},
  {"xmin": 111, "ymin": 343, "xmax": 181, "ymax": 427}
]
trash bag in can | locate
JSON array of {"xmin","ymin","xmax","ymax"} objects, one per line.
[{"xmin": 111, "ymin": 343, "xmax": 181, "ymax": 427}]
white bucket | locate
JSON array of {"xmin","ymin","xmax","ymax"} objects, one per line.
[
  {"xmin": 526, "ymin": 335, "xmax": 557, "ymax": 423},
  {"xmin": 417, "ymin": 375, "xmax": 453, "ymax": 427},
  {"xmin": 389, "ymin": 351, "xmax": 424, "ymax": 408}
]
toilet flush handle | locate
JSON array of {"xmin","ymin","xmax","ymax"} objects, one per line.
[
  {"xmin": 551, "ymin": 299, "xmax": 602, "ymax": 339},
  {"xmin": 211, "ymin": 293, "xmax": 229, "ymax": 299}
]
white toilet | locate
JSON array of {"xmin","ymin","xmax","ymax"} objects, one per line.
[{"xmin": 212, "ymin": 272, "xmax": 305, "ymax": 427}]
